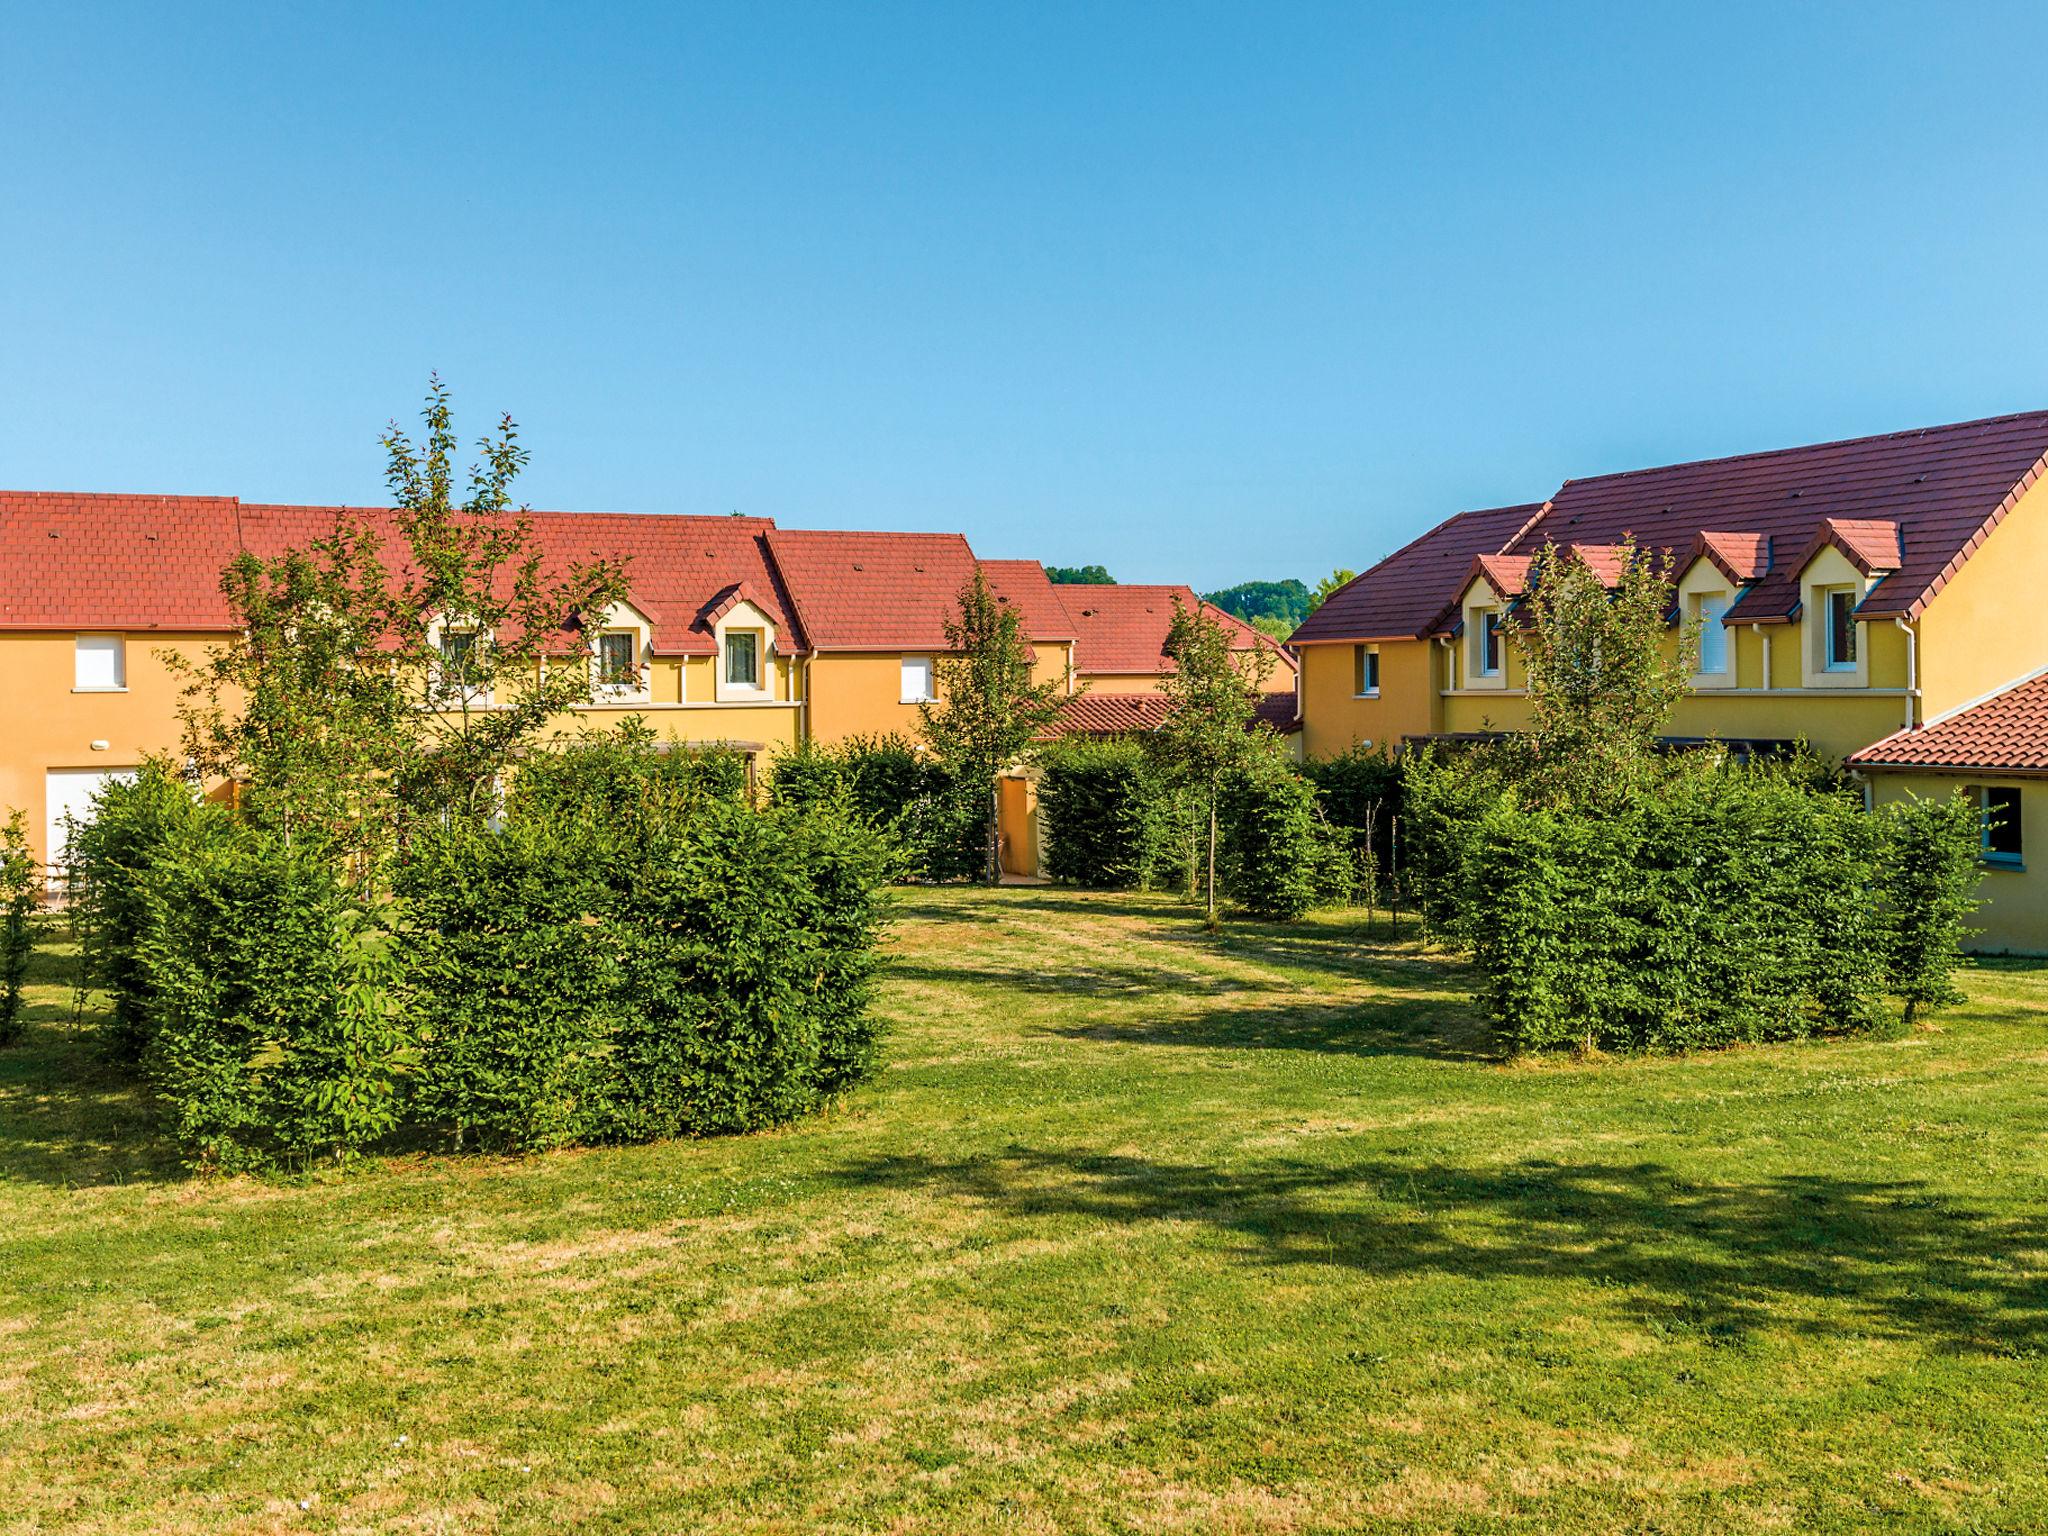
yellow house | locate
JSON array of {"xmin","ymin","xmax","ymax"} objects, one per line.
[{"xmin": 1293, "ymin": 408, "xmax": 2048, "ymax": 949}]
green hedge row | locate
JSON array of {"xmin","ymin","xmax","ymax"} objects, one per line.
[
  {"xmin": 0, "ymin": 811, "xmax": 39, "ymax": 1046},
  {"xmin": 72, "ymin": 745, "xmax": 890, "ymax": 1170},
  {"xmin": 1035, "ymin": 740, "xmax": 1350, "ymax": 920},
  {"xmin": 1405, "ymin": 754, "xmax": 1981, "ymax": 1052},
  {"xmin": 769, "ymin": 732, "xmax": 984, "ymax": 882}
]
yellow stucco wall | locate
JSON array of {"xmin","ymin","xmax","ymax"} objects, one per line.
[
  {"xmin": 1297, "ymin": 641, "xmax": 1440, "ymax": 758},
  {"xmin": 1916, "ymin": 473, "xmax": 2048, "ymax": 719},
  {"xmin": 0, "ymin": 630, "xmax": 222, "ymax": 869},
  {"xmin": 804, "ymin": 653, "xmax": 936, "ymax": 744},
  {"xmin": 1867, "ymin": 773, "xmax": 2046, "ymax": 955}
]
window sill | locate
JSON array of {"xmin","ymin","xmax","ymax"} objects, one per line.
[
  {"xmin": 72, "ymin": 686, "xmax": 129, "ymax": 694},
  {"xmin": 1983, "ymin": 856, "xmax": 2026, "ymax": 873},
  {"xmin": 1353, "ymin": 691, "xmax": 1380, "ymax": 700}
]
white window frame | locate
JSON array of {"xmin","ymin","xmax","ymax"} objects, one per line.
[
  {"xmin": 1354, "ymin": 643, "xmax": 1380, "ymax": 698},
  {"xmin": 1474, "ymin": 610, "xmax": 1504, "ymax": 678},
  {"xmin": 1799, "ymin": 549, "xmax": 1871, "ymax": 689},
  {"xmin": 901, "ymin": 654, "xmax": 937, "ymax": 704},
  {"xmin": 1676, "ymin": 561, "xmax": 1736, "ymax": 690},
  {"xmin": 711, "ymin": 597, "xmax": 777, "ymax": 703},
  {"xmin": 426, "ymin": 616, "xmax": 494, "ymax": 709},
  {"xmin": 73, "ymin": 634, "xmax": 127, "ymax": 692},
  {"xmin": 1823, "ymin": 589, "xmax": 1858, "ymax": 671},
  {"xmin": 1972, "ymin": 784, "xmax": 2024, "ymax": 869}
]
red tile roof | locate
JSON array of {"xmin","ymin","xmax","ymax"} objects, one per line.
[
  {"xmin": 1848, "ymin": 671, "xmax": 2048, "ymax": 776},
  {"xmin": 239, "ymin": 504, "xmax": 803, "ymax": 656},
  {"xmin": 979, "ymin": 559, "xmax": 1077, "ymax": 641},
  {"xmin": 1046, "ymin": 689, "xmax": 1301, "ymax": 739},
  {"xmin": 0, "ymin": 491, "xmax": 244, "ymax": 631},
  {"xmin": 1512, "ymin": 409, "xmax": 2048, "ymax": 623},
  {"xmin": 1289, "ymin": 503, "xmax": 1544, "ymax": 644},
  {"xmin": 1689, "ymin": 529, "xmax": 1771, "ymax": 585},
  {"xmin": 1472, "ymin": 553, "xmax": 1535, "ymax": 598},
  {"xmin": 764, "ymin": 529, "xmax": 981, "ymax": 651},
  {"xmin": 1059, "ymin": 585, "xmax": 1297, "ymax": 679}
]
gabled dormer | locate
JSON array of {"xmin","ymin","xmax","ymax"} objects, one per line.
[
  {"xmin": 1791, "ymin": 518, "xmax": 1902, "ymax": 689},
  {"xmin": 1675, "ymin": 531, "xmax": 1770, "ymax": 688}
]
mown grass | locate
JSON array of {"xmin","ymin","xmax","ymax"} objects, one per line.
[{"xmin": 5, "ymin": 887, "xmax": 2048, "ymax": 1534}]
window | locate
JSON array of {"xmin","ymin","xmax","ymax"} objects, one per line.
[
  {"xmin": 1695, "ymin": 592, "xmax": 1730, "ymax": 675},
  {"xmin": 1354, "ymin": 644, "xmax": 1380, "ymax": 696},
  {"xmin": 1973, "ymin": 785, "xmax": 2024, "ymax": 866},
  {"xmin": 74, "ymin": 635, "xmax": 125, "ymax": 690},
  {"xmin": 1475, "ymin": 611, "xmax": 1503, "ymax": 677},
  {"xmin": 434, "ymin": 628, "xmax": 491, "ymax": 706},
  {"xmin": 725, "ymin": 630, "xmax": 760, "ymax": 688},
  {"xmin": 1825, "ymin": 589, "xmax": 1858, "ymax": 670},
  {"xmin": 596, "ymin": 631, "xmax": 636, "ymax": 687},
  {"xmin": 901, "ymin": 655, "xmax": 935, "ymax": 703}
]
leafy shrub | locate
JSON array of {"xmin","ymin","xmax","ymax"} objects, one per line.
[
  {"xmin": 66, "ymin": 760, "xmax": 210, "ymax": 1062},
  {"xmin": 1873, "ymin": 791, "xmax": 1982, "ymax": 1018},
  {"xmin": 770, "ymin": 732, "xmax": 982, "ymax": 880},
  {"xmin": 1217, "ymin": 757, "xmax": 1353, "ymax": 921},
  {"xmin": 1303, "ymin": 744, "xmax": 1404, "ymax": 904},
  {"xmin": 134, "ymin": 810, "xmax": 405, "ymax": 1170},
  {"xmin": 400, "ymin": 795, "xmax": 889, "ymax": 1152},
  {"xmin": 1036, "ymin": 738, "xmax": 1184, "ymax": 890},
  {"xmin": 506, "ymin": 719, "xmax": 748, "ymax": 826},
  {"xmin": 0, "ymin": 810, "xmax": 38, "ymax": 1046}
]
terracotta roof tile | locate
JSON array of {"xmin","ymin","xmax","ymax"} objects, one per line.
[
  {"xmin": 1045, "ymin": 689, "xmax": 1301, "ymax": 739},
  {"xmin": 0, "ymin": 491, "xmax": 244, "ymax": 630},
  {"xmin": 1689, "ymin": 530, "xmax": 1771, "ymax": 584},
  {"xmin": 764, "ymin": 528, "xmax": 980, "ymax": 651},
  {"xmin": 1061, "ymin": 585, "xmax": 1296, "ymax": 678},
  {"xmin": 979, "ymin": 559, "xmax": 1077, "ymax": 641},
  {"xmin": 1849, "ymin": 671, "xmax": 2048, "ymax": 775},
  {"xmin": 1289, "ymin": 503, "xmax": 1544, "ymax": 644}
]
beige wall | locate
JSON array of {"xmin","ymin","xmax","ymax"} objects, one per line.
[{"xmin": 1867, "ymin": 773, "xmax": 2046, "ymax": 955}]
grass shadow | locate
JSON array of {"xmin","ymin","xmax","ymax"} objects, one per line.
[{"xmin": 828, "ymin": 1146, "xmax": 2048, "ymax": 1356}]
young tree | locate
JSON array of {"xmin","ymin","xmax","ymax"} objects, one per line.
[
  {"xmin": 1156, "ymin": 597, "xmax": 1275, "ymax": 928},
  {"xmin": 917, "ymin": 570, "xmax": 1070, "ymax": 884},
  {"xmin": 1510, "ymin": 539, "xmax": 1694, "ymax": 809},
  {"xmin": 173, "ymin": 377, "xmax": 629, "ymax": 879},
  {"xmin": 1309, "ymin": 568, "xmax": 1358, "ymax": 612}
]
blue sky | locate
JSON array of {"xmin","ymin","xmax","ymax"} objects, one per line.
[{"xmin": 4, "ymin": 2, "xmax": 2045, "ymax": 590}]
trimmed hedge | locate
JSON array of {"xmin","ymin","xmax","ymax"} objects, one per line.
[
  {"xmin": 506, "ymin": 722, "xmax": 747, "ymax": 824},
  {"xmin": 1302, "ymin": 745, "xmax": 1404, "ymax": 901},
  {"xmin": 401, "ymin": 797, "xmax": 890, "ymax": 1152},
  {"xmin": 0, "ymin": 810, "xmax": 37, "ymax": 1046},
  {"xmin": 769, "ymin": 733, "xmax": 983, "ymax": 881},
  {"xmin": 132, "ymin": 811, "xmax": 405, "ymax": 1170},
  {"xmin": 1218, "ymin": 758, "xmax": 1353, "ymax": 920},
  {"xmin": 1036, "ymin": 739, "xmax": 1186, "ymax": 890},
  {"xmin": 1407, "ymin": 752, "xmax": 1983, "ymax": 1053}
]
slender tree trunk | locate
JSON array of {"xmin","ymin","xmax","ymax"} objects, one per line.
[
  {"xmin": 986, "ymin": 778, "xmax": 1001, "ymax": 885},
  {"xmin": 1205, "ymin": 791, "xmax": 1218, "ymax": 931}
]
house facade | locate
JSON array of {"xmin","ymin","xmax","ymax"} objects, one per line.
[
  {"xmin": 2, "ymin": 490, "xmax": 1255, "ymax": 882},
  {"xmin": 1292, "ymin": 409, "xmax": 2048, "ymax": 951}
]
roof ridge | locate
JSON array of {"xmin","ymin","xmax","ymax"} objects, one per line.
[{"xmin": 1554, "ymin": 408, "xmax": 2048, "ymax": 490}]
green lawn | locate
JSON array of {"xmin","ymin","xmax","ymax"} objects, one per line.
[{"xmin": 6, "ymin": 888, "xmax": 2048, "ymax": 1534}]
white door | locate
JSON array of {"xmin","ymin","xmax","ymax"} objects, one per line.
[{"xmin": 46, "ymin": 768, "xmax": 137, "ymax": 889}]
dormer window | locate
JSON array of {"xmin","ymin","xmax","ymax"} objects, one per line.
[
  {"xmin": 597, "ymin": 632, "xmax": 635, "ymax": 685},
  {"xmin": 725, "ymin": 630, "xmax": 760, "ymax": 688},
  {"xmin": 1825, "ymin": 589, "xmax": 1858, "ymax": 670},
  {"xmin": 1695, "ymin": 592, "xmax": 1731, "ymax": 675},
  {"xmin": 433, "ymin": 626, "xmax": 492, "ymax": 707},
  {"xmin": 1476, "ymin": 610, "xmax": 1503, "ymax": 677}
]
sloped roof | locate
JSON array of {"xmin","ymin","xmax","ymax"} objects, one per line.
[
  {"xmin": 764, "ymin": 528, "xmax": 981, "ymax": 651},
  {"xmin": 1288, "ymin": 503, "xmax": 1544, "ymax": 644},
  {"xmin": 979, "ymin": 558, "xmax": 1077, "ymax": 641},
  {"xmin": 1687, "ymin": 530, "xmax": 1771, "ymax": 585},
  {"xmin": 0, "ymin": 491, "xmax": 244, "ymax": 630},
  {"xmin": 1849, "ymin": 671, "xmax": 2048, "ymax": 776},
  {"xmin": 1060, "ymin": 585, "xmax": 1297, "ymax": 678},
  {"xmin": 1513, "ymin": 409, "xmax": 2048, "ymax": 622},
  {"xmin": 1045, "ymin": 689, "xmax": 1301, "ymax": 739},
  {"xmin": 239, "ymin": 504, "xmax": 803, "ymax": 655}
]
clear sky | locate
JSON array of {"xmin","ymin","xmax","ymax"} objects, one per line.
[{"xmin": 5, "ymin": 2, "xmax": 2045, "ymax": 590}]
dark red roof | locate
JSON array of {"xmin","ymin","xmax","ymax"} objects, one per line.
[
  {"xmin": 1849, "ymin": 671, "xmax": 2048, "ymax": 776},
  {"xmin": 1289, "ymin": 503, "xmax": 1543, "ymax": 644},
  {"xmin": 764, "ymin": 529, "xmax": 980, "ymax": 651},
  {"xmin": 0, "ymin": 492, "xmax": 244, "ymax": 631},
  {"xmin": 1513, "ymin": 410, "xmax": 2048, "ymax": 622},
  {"xmin": 1059, "ymin": 585, "xmax": 1296, "ymax": 678}
]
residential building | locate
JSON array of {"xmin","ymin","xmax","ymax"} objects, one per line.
[{"xmin": 1293, "ymin": 408, "xmax": 2048, "ymax": 950}]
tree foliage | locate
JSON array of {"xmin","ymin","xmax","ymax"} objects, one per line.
[
  {"xmin": 1506, "ymin": 539, "xmax": 1695, "ymax": 809},
  {"xmin": 1156, "ymin": 597, "xmax": 1275, "ymax": 927},
  {"xmin": 1202, "ymin": 577, "xmax": 1310, "ymax": 630},
  {"xmin": 1045, "ymin": 564, "xmax": 1115, "ymax": 585},
  {"xmin": 917, "ymin": 571, "xmax": 1070, "ymax": 884},
  {"xmin": 1309, "ymin": 569, "xmax": 1358, "ymax": 613},
  {"xmin": 0, "ymin": 811, "xmax": 37, "ymax": 1047}
]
